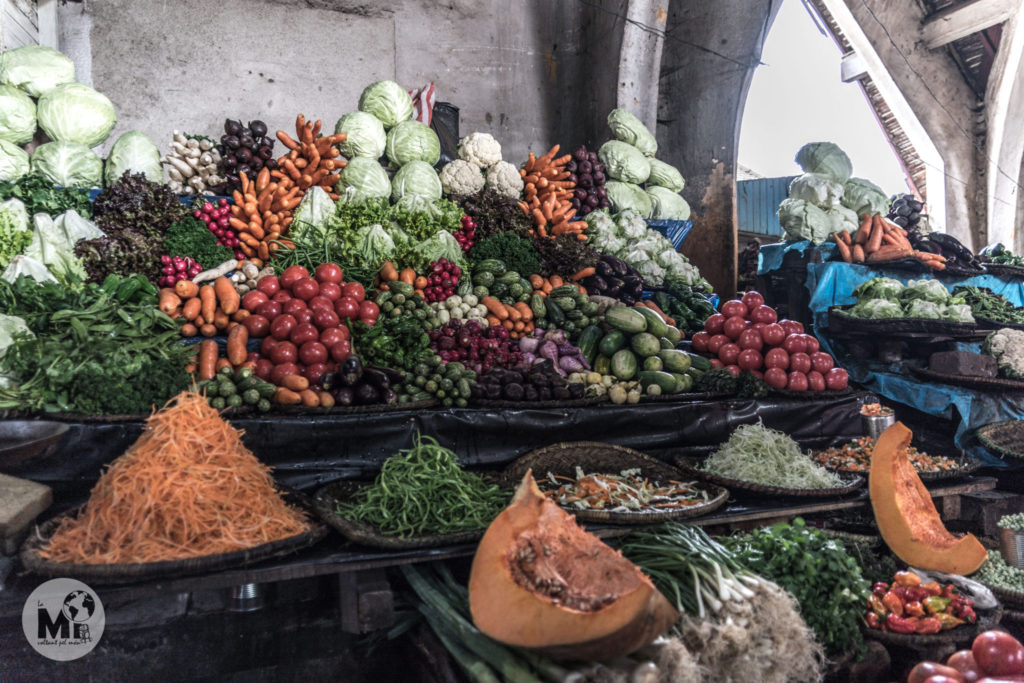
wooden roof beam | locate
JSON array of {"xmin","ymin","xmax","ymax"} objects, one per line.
[{"xmin": 921, "ymin": 0, "xmax": 1018, "ymax": 49}]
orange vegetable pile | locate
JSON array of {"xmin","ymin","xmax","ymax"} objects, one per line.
[
  {"xmin": 39, "ymin": 391, "xmax": 313, "ymax": 564},
  {"xmin": 481, "ymin": 296, "xmax": 535, "ymax": 339},
  {"xmin": 161, "ymin": 276, "xmax": 248, "ymax": 340},
  {"xmin": 832, "ymin": 214, "xmax": 946, "ymax": 270},
  {"xmin": 517, "ymin": 144, "xmax": 588, "ymax": 239}
]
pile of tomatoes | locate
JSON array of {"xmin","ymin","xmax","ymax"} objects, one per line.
[
  {"xmin": 235, "ymin": 263, "xmax": 379, "ymax": 388},
  {"xmin": 907, "ymin": 630, "xmax": 1024, "ymax": 682},
  {"xmin": 690, "ymin": 291, "xmax": 849, "ymax": 391}
]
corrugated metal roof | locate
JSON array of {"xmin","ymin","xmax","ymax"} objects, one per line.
[{"xmin": 737, "ymin": 176, "xmax": 796, "ymax": 237}]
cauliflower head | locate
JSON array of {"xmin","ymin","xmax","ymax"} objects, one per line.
[
  {"xmin": 485, "ymin": 160, "xmax": 524, "ymax": 199},
  {"xmin": 458, "ymin": 132, "xmax": 502, "ymax": 168},
  {"xmin": 439, "ymin": 159, "xmax": 485, "ymax": 197},
  {"xmin": 984, "ymin": 328, "xmax": 1024, "ymax": 379}
]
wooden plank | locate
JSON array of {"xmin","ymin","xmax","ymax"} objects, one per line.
[{"xmin": 922, "ymin": 0, "xmax": 1017, "ymax": 49}]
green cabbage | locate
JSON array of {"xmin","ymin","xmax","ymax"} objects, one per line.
[
  {"xmin": 849, "ymin": 298, "xmax": 902, "ymax": 319},
  {"xmin": 407, "ymin": 229, "xmax": 466, "ymax": 271},
  {"xmin": 904, "ymin": 299, "xmax": 943, "ymax": 319},
  {"xmin": 104, "ymin": 131, "xmax": 162, "ymax": 186},
  {"xmin": 0, "ymin": 198, "xmax": 30, "ymax": 267},
  {"xmin": 789, "ymin": 173, "xmax": 844, "ymax": 206},
  {"xmin": 37, "ymin": 83, "xmax": 117, "ymax": 148},
  {"xmin": 338, "ymin": 157, "xmax": 391, "ymax": 199},
  {"xmin": 942, "ymin": 303, "xmax": 975, "ymax": 323},
  {"xmin": 0, "ymin": 46, "xmax": 75, "ymax": 97},
  {"xmin": 0, "ymin": 84, "xmax": 36, "ymax": 144},
  {"xmin": 30, "ymin": 141, "xmax": 104, "ymax": 188},
  {"xmin": 353, "ymin": 223, "xmax": 395, "ymax": 268},
  {"xmin": 358, "ymin": 80, "xmax": 413, "ymax": 129},
  {"xmin": 0, "ymin": 139, "xmax": 29, "ymax": 182},
  {"xmin": 826, "ymin": 205, "xmax": 860, "ymax": 235},
  {"xmin": 385, "ymin": 120, "xmax": 440, "ymax": 167},
  {"xmin": 777, "ymin": 198, "xmax": 834, "ymax": 244},
  {"xmin": 290, "ymin": 186, "xmax": 335, "ymax": 242},
  {"xmin": 646, "ymin": 186, "xmax": 691, "ymax": 220},
  {"xmin": 852, "ymin": 277, "xmax": 903, "ymax": 301},
  {"xmin": 598, "ymin": 140, "xmax": 650, "ymax": 184},
  {"xmin": 842, "ymin": 177, "xmax": 889, "ymax": 216},
  {"xmin": 646, "ymin": 158, "xmax": 684, "ymax": 191},
  {"xmin": 23, "ymin": 210, "xmax": 98, "ymax": 281},
  {"xmin": 335, "ymin": 111, "xmax": 387, "ymax": 159},
  {"xmin": 795, "ymin": 142, "xmax": 853, "ymax": 183},
  {"xmin": 899, "ymin": 279, "xmax": 950, "ymax": 305},
  {"xmin": 391, "ymin": 160, "xmax": 442, "ymax": 202},
  {"xmin": 605, "ymin": 180, "xmax": 652, "ymax": 217},
  {"xmin": 606, "ymin": 108, "xmax": 657, "ymax": 157}
]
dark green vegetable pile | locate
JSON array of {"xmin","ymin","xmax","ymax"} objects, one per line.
[
  {"xmin": 0, "ymin": 173, "xmax": 93, "ymax": 218},
  {"xmin": 470, "ymin": 232, "xmax": 542, "ymax": 278},
  {"xmin": 531, "ymin": 234, "xmax": 599, "ymax": 278},
  {"xmin": 163, "ymin": 217, "xmax": 232, "ymax": 270},
  {"xmin": 953, "ymin": 285, "xmax": 1024, "ymax": 324},
  {"xmin": 457, "ymin": 189, "xmax": 532, "ymax": 240}
]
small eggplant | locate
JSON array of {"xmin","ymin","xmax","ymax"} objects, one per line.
[
  {"xmin": 503, "ymin": 383, "xmax": 525, "ymax": 401},
  {"xmin": 333, "ymin": 386, "xmax": 354, "ymax": 406},
  {"xmin": 361, "ymin": 368, "xmax": 391, "ymax": 389},
  {"xmin": 339, "ymin": 356, "xmax": 363, "ymax": 387},
  {"xmin": 373, "ymin": 366, "xmax": 405, "ymax": 385},
  {"xmin": 354, "ymin": 382, "xmax": 380, "ymax": 405},
  {"xmin": 596, "ymin": 260, "xmax": 614, "ymax": 277},
  {"xmin": 380, "ymin": 388, "xmax": 398, "ymax": 405}
]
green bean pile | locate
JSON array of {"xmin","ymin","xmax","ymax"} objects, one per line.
[
  {"xmin": 336, "ymin": 433, "xmax": 507, "ymax": 537},
  {"xmin": 974, "ymin": 551, "xmax": 1024, "ymax": 593}
]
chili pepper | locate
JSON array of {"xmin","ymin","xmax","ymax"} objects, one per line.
[
  {"xmin": 894, "ymin": 570, "xmax": 922, "ymax": 587},
  {"xmin": 957, "ymin": 606, "xmax": 976, "ymax": 624},
  {"xmin": 904, "ymin": 600, "xmax": 925, "ymax": 618},
  {"xmin": 923, "ymin": 596, "xmax": 951, "ymax": 614},
  {"xmin": 921, "ymin": 581, "xmax": 943, "ymax": 597},
  {"xmin": 942, "ymin": 584, "xmax": 958, "ymax": 599},
  {"xmin": 914, "ymin": 617, "xmax": 942, "ymax": 634},
  {"xmin": 886, "ymin": 613, "xmax": 918, "ymax": 634},
  {"xmin": 872, "ymin": 582, "xmax": 889, "ymax": 597},
  {"xmin": 868, "ymin": 594, "xmax": 887, "ymax": 618},
  {"xmin": 882, "ymin": 591, "xmax": 905, "ymax": 617},
  {"xmin": 935, "ymin": 612, "xmax": 965, "ymax": 630},
  {"xmin": 892, "ymin": 585, "xmax": 913, "ymax": 602},
  {"xmin": 864, "ymin": 612, "xmax": 881, "ymax": 629}
]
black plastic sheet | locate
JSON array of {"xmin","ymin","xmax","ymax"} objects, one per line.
[{"xmin": 6, "ymin": 392, "xmax": 872, "ymax": 515}]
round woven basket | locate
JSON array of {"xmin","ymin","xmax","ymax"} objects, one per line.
[
  {"xmin": 977, "ymin": 421, "xmax": 1024, "ymax": 460},
  {"xmin": 673, "ymin": 459, "xmax": 864, "ymax": 498}
]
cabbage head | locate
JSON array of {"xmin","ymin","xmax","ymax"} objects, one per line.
[
  {"xmin": 899, "ymin": 279, "xmax": 950, "ymax": 305},
  {"xmin": 852, "ymin": 277, "xmax": 903, "ymax": 301},
  {"xmin": 0, "ymin": 84, "xmax": 36, "ymax": 144},
  {"xmin": 290, "ymin": 186, "xmax": 335, "ymax": 242},
  {"xmin": 646, "ymin": 158, "xmax": 684, "ymax": 191},
  {"xmin": 605, "ymin": 181, "xmax": 652, "ymax": 217},
  {"xmin": 777, "ymin": 198, "xmax": 835, "ymax": 244},
  {"xmin": 0, "ymin": 139, "xmax": 29, "ymax": 182},
  {"xmin": 30, "ymin": 141, "xmax": 103, "ymax": 188},
  {"xmin": 842, "ymin": 177, "xmax": 889, "ymax": 216},
  {"xmin": 338, "ymin": 157, "xmax": 391, "ymax": 199},
  {"xmin": 599, "ymin": 140, "xmax": 651, "ymax": 184},
  {"xmin": 606, "ymin": 108, "xmax": 657, "ymax": 157},
  {"xmin": 335, "ymin": 111, "xmax": 387, "ymax": 160},
  {"xmin": 646, "ymin": 186, "xmax": 691, "ymax": 220},
  {"xmin": 37, "ymin": 83, "xmax": 117, "ymax": 148},
  {"xmin": 789, "ymin": 173, "xmax": 844, "ymax": 206},
  {"xmin": 408, "ymin": 230, "xmax": 466, "ymax": 271},
  {"xmin": 385, "ymin": 120, "xmax": 440, "ymax": 167},
  {"xmin": 795, "ymin": 142, "xmax": 853, "ymax": 183},
  {"xmin": 826, "ymin": 204, "xmax": 860, "ymax": 235},
  {"xmin": 0, "ymin": 46, "xmax": 74, "ymax": 97},
  {"xmin": 849, "ymin": 298, "xmax": 902, "ymax": 319},
  {"xmin": 104, "ymin": 131, "xmax": 162, "ymax": 186},
  {"xmin": 391, "ymin": 160, "xmax": 442, "ymax": 202},
  {"xmin": 942, "ymin": 303, "xmax": 975, "ymax": 323},
  {"xmin": 353, "ymin": 223, "xmax": 395, "ymax": 268},
  {"xmin": 358, "ymin": 80, "xmax": 413, "ymax": 129},
  {"xmin": 904, "ymin": 299, "xmax": 943, "ymax": 319}
]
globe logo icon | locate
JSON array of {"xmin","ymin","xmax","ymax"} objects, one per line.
[{"xmin": 61, "ymin": 591, "xmax": 96, "ymax": 623}]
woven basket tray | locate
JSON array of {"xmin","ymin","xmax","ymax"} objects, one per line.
[
  {"xmin": 909, "ymin": 365, "xmax": 1024, "ymax": 393},
  {"xmin": 829, "ymin": 308, "xmax": 982, "ymax": 339},
  {"xmin": 977, "ymin": 421, "xmax": 1024, "ymax": 460},
  {"xmin": 673, "ymin": 459, "xmax": 864, "ymax": 498},
  {"xmin": 504, "ymin": 441, "xmax": 729, "ymax": 525},
  {"xmin": 862, "ymin": 606, "xmax": 1001, "ymax": 649},
  {"xmin": 981, "ymin": 263, "xmax": 1024, "ymax": 279}
]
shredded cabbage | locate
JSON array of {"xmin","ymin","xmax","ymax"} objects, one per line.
[{"xmin": 701, "ymin": 423, "xmax": 842, "ymax": 489}]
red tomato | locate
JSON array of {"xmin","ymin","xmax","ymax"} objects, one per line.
[
  {"xmin": 254, "ymin": 358, "xmax": 274, "ymax": 381},
  {"xmin": 289, "ymin": 322, "xmax": 319, "ymax": 346},
  {"xmin": 719, "ymin": 343, "xmax": 741, "ymax": 365},
  {"xmin": 260, "ymin": 336, "xmax": 278, "ymax": 357},
  {"xmin": 320, "ymin": 326, "xmax": 349, "ymax": 347},
  {"xmin": 319, "ymin": 282, "xmax": 342, "ymax": 302},
  {"xmin": 750, "ymin": 305, "xmax": 778, "ymax": 325},
  {"xmin": 764, "ymin": 347, "xmax": 790, "ymax": 370},
  {"xmin": 721, "ymin": 300, "xmax": 748, "ymax": 319},
  {"xmin": 924, "ymin": 676, "xmax": 967, "ymax": 683},
  {"xmin": 271, "ymin": 290, "xmax": 292, "ymax": 304},
  {"xmin": 751, "ymin": 322, "xmax": 768, "ymax": 333},
  {"xmin": 723, "ymin": 315, "xmax": 748, "ymax": 340},
  {"xmin": 242, "ymin": 314, "xmax": 270, "ymax": 337},
  {"xmin": 313, "ymin": 308, "xmax": 341, "ymax": 330},
  {"xmin": 341, "ymin": 281, "xmax": 366, "ymax": 303},
  {"xmin": 280, "ymin": 265, "xmax": 309, "ymax": 289},
  {"xmin": 359, "ymin": 300, "xmax": 380, "ymax": 323},
  {"xmin": 709, "ymin": 358, "xmax": 724, "ymax": 369},
  {"xmin": 256, "ymin": 275, "xmax": 280, "ymax": 297},
  {"xmin": 741, "ymin": 291, "xmax": 765, "ymax": 311},
  {"xmin": 691, "ymin": 331, "xmax": 710, "ymax": 352},
  {"xmin": 789, "ymin": 352, "xmax": 812, "ymax": 374},
  {"xmin": 807, "ymin": 370, "xmax": 826, "ymax": 392},
  {"xmin": 269, "ymin": 341, "xmax": 297, "ymax": 365},
  {"xmin": 761, "ymin": 323, "xmax": 785, "ymax": 346},
  {"xmin": 825, "ymin": 367, "xmax": 849, "ymax": 390},
  {"xmin": 724, "ymin": 364, "xmax": 741, "ymax": 377},
  {"xmin": 782, "ymin": 335, "xmax": 807, "ymax": 354},
  {"xmin": 707, "ymin": 334, "xmax": 730, "ymax": 354},
  {"xmin": 704, "ymin": 313, "xmax": 726, "ymax": 335},
  {"xmin": 270, "ymin": 314, "xmax": 297, "ymax": 341},
  {"xmin": 241, "ymin": 290, "xmax": 269, "ymax": 312},
  {"xmin": 330, "ymin": 340, "xmax": 352, "ymax": 363},
  {"xmin": 302, "ymin": 362, "xmax": 330, "ymax": 386},
  {"xmin": 738, "ymin": 328, "xmax": 763, "ymax": 351},
  {"xmin": 282, "ymin": 298, "xmax": 307, "ymax": 316},
  {"xmin": 737, "ymin": 348, "xmax": 763, "ymax": 371},
  {"xmin": 787, "ymin": 371, "xmax": 808, "ymax": 391},
  {"xmin": 292, "ymin": 277, "xmax": 320, "ymax": 301},
  {"xmin": 270, "ymin": 362, "xmax": 302, "ymax": 386},
  {"xmin": 293, "ymin": 309, "xmax": 314, "ymax": 325},
  {"xmin": 946, "ymin": 650, "xmax": 981, "ymax": 681},
  {"xmin": 780, "ymin": 319, "xmax": 804, "ymax": 336},
  {"xmin": 750, "ymin": 369, "xmax": 764, "ymax": 379},
  {"xmin": 973, "ymin": 631, "xmax": 1024, "ymax": 676},
  {"xmin": 764, "ymin": 367, "xmax": 788, "ymax": 389},
  {"xmin": 810, "ymin": 352, "xmax": 835, "ymax": 374},
  {"xmin": 307, "ymin": 295, "xmax": 333, "ymax": 312},
  {"xmin": 801, "ymin": 334, "xmax": 820, "ymax": 354},
  {"xmin": 315, "ymin": 263, "xmax": 344, "ymax": 284},
  {"xmin": 256, "ymin": 300, "xmax": 281, "ymax": 321},
  {"xmin": 909, "ymin": 662, "xmax": 967, "ymax": 683},
  {"xmin": 246, "ymin": 352, "xmax": 259, "ymax": 363},
  {"xmin": 335, "ymin": 296, "xmax": 361, "ymax": 320},
  {"xmin": 299, "ymin": 341, "xmax": 328, "ymax": 366}
]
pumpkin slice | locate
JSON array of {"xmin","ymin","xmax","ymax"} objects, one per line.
[
  {"xmin": 468, "ymin": 470, "xmax": 678, "ymax": 661},
  {"xmin": 869, "ymin": 422, "xmax": 986, "ymax": 574}
]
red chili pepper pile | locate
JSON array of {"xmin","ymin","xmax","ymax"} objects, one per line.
[{"xmin": 864, "ymin": 570, "xmax": 975, "ymax": 635}]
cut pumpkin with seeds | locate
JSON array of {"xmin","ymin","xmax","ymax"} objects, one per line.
[
  {"xmin": 869, "ymin": 422, "xmax": 986, "ymax": 575},
  {"xmin": 468, "ymin": 470, "xmax": 678, "ymax": 661}
]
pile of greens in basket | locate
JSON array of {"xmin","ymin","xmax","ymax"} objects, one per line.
[
  {"xmin": 699, "ymin": 422, "xmax": 842, "ymax": 489},
  {"xmin": 953, "ymin": 286, "xmax": 1024, "ymax": 325},
  {"xmin": 336, "ymin": 432, "xmax": 506, "ymax": 537},
  {"xmin": 974, "ymin": 550, "xmax": 1024, "ymax": 593},
  {"xmin": 845, "ymin": 277, "xmax": 974, "ymax": 323}
]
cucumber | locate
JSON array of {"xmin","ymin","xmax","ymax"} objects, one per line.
[
  {"xmin": 552, "ymin": 296, "xmax": 576, "ymax": 311},
  {"xmin": 605, "ymin": 307, "xmax": 647, "ymax": 334},
  {"xmin": 638, "ymin": 370, "xmax": 678, "ymax": 393},
  {"xmin": 530, "ymin": 293, "xmax": 546, "ymax": 319},
  {"xmin": 594, "ymin": 354, "xmax": 612, "ymax": 375},
  {"xmin": 659, "ymin": 337, "xmax": 674, "ymax": 350},
  {"xmin": 549, "ymin": 285, "xmax": 579, "ymax": 299},
  {"xmin": 576, "ymin": 325, "xmax": 604, "ymax": 366},
  {"xmin": 545, "ymin": 298, "xmax": 565, "ymax": 325},
  {"xmin": 598, "ymin": 330, "xmax": 626, "ymax": 357},
  {"xmin": 390, "ymin": 281, "xmax": 414, "ymax": 296},
  {"xmin": 611, "ymin": 349, "xmax": 638, "ymax": 380},
  {"xmin": 688, "ymin": 353, "xmax": 712, "ymax": 373},
  {"xmin": 670, "ymin": 372, "xmax": 694, "ymax": 392},
  {"xmin": 664, "ymin": 325, "xmax": 682, "ymax": 345},
  {"xmin": 473, "ymin": 271, "xmax": 495, "ymax": 287},
  {"xmin": 475, "ymin": 259, "xmax": 507, "ymax": 275},
  {"xmin": 643, "ymin": 356, "xmax": 664, "ymax": 372},
  {"xmin": 634, "ymin": 306, "xmax": 668, "ymax": 338},
  {"xmin": 630, "ymin": 332, "xmax": 662, "ymax": 358},
  {"xmin": 473, "ymin": 285, "xmax": 490, "ymax": 300},
  {"xmin": 489, "ymin": 282, "xmax": 508, "ymax": 297},
  {"xmin": 659, "ymin": 349, "xmax": 693, "ymax": 373},
  {"xmin": 457, "ymin": 278, "xmax": 473, "ymax": 297},
  {"xmin": 497, "ymin": 270, "xmax": 521, "ymax": 285}
]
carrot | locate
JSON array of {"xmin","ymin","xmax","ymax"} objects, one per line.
[
  {"xmin": 505, "ymin": 304, "xmax": 522, "ymax": 322},
  {"xmin": 199, "ymin": 285, "xmax": 217, "ymax": 323},
  {"xmin": 298, "ymin": 389, "xmax": 320, "ymax": 408},
  {"xmin": 852, "ymin": 244, "xmax": 866, "ymax": 264},
  {"xmin": 541, "ymin": 280, "xmax": 553, "ymax": 294},
  {"xmin": 399, "ymin": 268, "xmax": 416, "ymax": 285},
  {"xmin": 513, "ymin": 302, "xmax": 534, "ymax": 322},
  {"xmin": 414, "ymin": 289, "xmax": 425, "ymax": 299},
  {"xmin": 570, "ymin": 267, "xmax": 596, "ymax": 282},
  {"xmin": 200, "ymin": 323, "xmax": 217, "ymax": 337},
  {"xmin": 528, "ymin": 274, "xmax": 544, "ymax": 290},
  {"xmin": 486, "ymin": 314, "xmax": 501, "ymax": 328},
  {"xmin": 197, "ymin": 340, "xmax": 219, "ymax": 380},
  {"xmin": 548, "ymin": 275, "xmax": 564, "ymax": 288},
  {"xmin": 232, "ymin": 309, "xmax": 251, "ymax": 323},
  {"xmin": 214, "ymin": 277, "xmax": 240, "ymax": 315},
  {"xmin": 513, "ymin": 321, "xmax": 525, "ymax": 332},
  {"xmin": 274, "ymin": 387, "xmax": 303, "ymax": 405},
  {"xmin": 158, "ymin": 290, "xmax": 181, "ymax": 315},
  {"xmin": 318, "ymin": 392, "xmax": 335, "ymax": 409},
  {"xmin": 226, "ymin": 325, "xmax": 249, "ymax": 366},
  {"xmin": 855, "ymin": 215, "xmax": 873, "ymax": 245},
  {"xmin": 175, "ymin": 280, "xmax": 199, "ymax": 299},
  {"xmin": 834, "ymin": 234, "xmax": 853, "ymax": 263},
  {"xmin": 180, "ymin": 323, "xmax": 198, "ymax": 337},
  {"xmin": 281, "ymin": 374, "xmax": 309, "ymax": 392},
  {"xmin": 502, "ymin": 319, "xmax": 515, "ymax": 331},
  {"xmin": 482, "ymin": 297, "xmax": 509, "ymax": 320},
  {"xmin": 837, "ymin": 230, "xmax": 853, "ymax": 246},
  {"xmin": 866, "ymin": 215, "xmax": 884, "ymax": 254}
]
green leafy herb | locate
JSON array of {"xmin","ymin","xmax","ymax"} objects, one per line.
[
  {"xmin": 163, "ymin": 217, "xmax": 232, "ymax": 270},
  {"xmin": 470, "ymin": 232, "xmax": 542, "ymax": 277},
  {"xmin": 0, "ymin": 172, "xmax": 93, "ymax": 218}
]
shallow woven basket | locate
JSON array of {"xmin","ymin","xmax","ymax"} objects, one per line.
[
  {"xmin": 909, "ymin": 366, "xmax": 1024, "ymax": 394},
  {"xmin": 828, "ymin": 308, "xmax": 984, "ymax": 339},
  {"xmin": 977, "ymin": 420, "xmax": 1024, "ymax": 460},
  {"xmin": 673, "ymin": 459, "xmax": 864, "ymax": 498}
]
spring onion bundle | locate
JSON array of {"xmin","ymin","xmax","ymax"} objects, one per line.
[{"xmin": 700, "ymin": 422, "xmax": 842, "ymax": 489}]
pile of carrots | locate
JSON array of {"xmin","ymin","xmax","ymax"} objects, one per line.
[
  {"xmin": 527, "ymin": 273, "xmax": 588, "ymax": 298},
  {"xmin": 158, "ymin": 277, "xmax": 249, "ymax": 338},
  {"xmin": 38, "ymin": 391, "xmax": 313, "ymax": 565},
  {"xmin": 832, "ymin": 214, "xmax": 947, "ymax": 271},
  {"xmin": 481, "ymin": 296, "xmax": 535, "ymax": 339},
  {"xmin": 517, "ymin": 144, "xmax": 588, "ymax": 239}
]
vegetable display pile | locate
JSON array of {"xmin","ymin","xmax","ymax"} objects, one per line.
[
  {"xmin": 336, "ymin": 433, "xmax": 506, "ymax": 537},
  {"xmin": 429, "ymin": 318, "xmax": 520, "ymax": 373},
  {"xmin": 543, "ymin": 469, "xmax": 710, "ymax": 512},
  {"xmin": 954, "ymin": 285, "xmax": 1024, "ymax": 324},
  {"xmin": 193, "ymin": 198, "xmax": 244, "ymax": 260},
  {"xmin": 983, "ymin": 328, "xmax": 1024, "ymax": 379},
  {"xmin": 163, "ymin": 132, "xmax": 222, "ymax": 196},
  {"xmin": 980, "ymin": 242, "xmax": 1024, "ymax": 266},
  {"xmin": 865, "ymin": 570, "xmax": 976, "ymax": 634},
  {"xmin": 517, "ymin": 144, "xmax": 588, "ymax": 238},
  {"xmin": 844, "ymin": 277, "xmax": 975, "ymax": 323},
  {"xmin": 472, "ymin": 359, "xmax": 583, "ymax": 402},
  {"xmin": 214, "ymin": 118, "xmax": 276, "ymax": 195},
  {"xmin": 701, "ymin": 422, "xmax": 843, "ymax": 489},
  {"xmin": 906, "ymin": 630, "xmax": 1024, "ymax": 682},
  {"xmin": 0, "ymin": 172, "xmax": 92, "ymax": 217},
  {"xmin": 974, "ymin": 550, "xmax": 1024, "ymax": 593},
  {"xmin": 161, "ymin": 217, "xmax": 232, "ymax": 278},
  {"xmin": 999, "ymin": 512, "xmax": 1024, "ymax": 531},
  {"xmin": 197, "ymin": 365, "xmax": 275, "ymax": 413},
  {"xmin": 830, "ymin": 213, "xmax": 947, "ymax": 271},
  {"xmin": 810, "ymin": 436, "xmax": 962, "ymax": 474}
]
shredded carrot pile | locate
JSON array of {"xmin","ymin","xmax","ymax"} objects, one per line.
[{"xmin": 40, "ymin": 391, "xmax": 311, "ymax": 564}]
